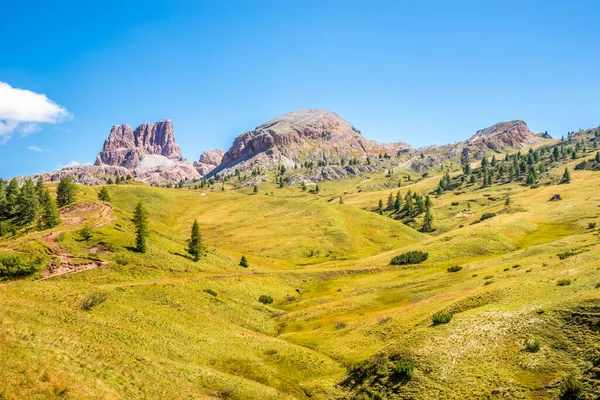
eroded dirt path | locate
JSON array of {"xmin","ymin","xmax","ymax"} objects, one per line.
[{"xmin": 41, "ymin": 202, "xmax": 114, "ymax": 280}]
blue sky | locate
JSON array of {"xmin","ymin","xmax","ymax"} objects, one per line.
[{"xmin": 1, "ymin": 0, "xmax": 599, "ymax": 178}]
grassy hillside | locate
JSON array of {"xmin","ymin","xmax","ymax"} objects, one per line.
[{"xmin": 1, "ymin": 144, "xmax": 600, "ymax": 399}]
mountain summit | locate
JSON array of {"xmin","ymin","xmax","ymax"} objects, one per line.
[{"xmin": 211, "ymin": 109, "xmax": 411, "ymax": 176}]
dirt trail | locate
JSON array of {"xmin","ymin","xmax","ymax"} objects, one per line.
[{"xmin": 41, "ymin": 202, "xmax": 114, "ymax": 280}]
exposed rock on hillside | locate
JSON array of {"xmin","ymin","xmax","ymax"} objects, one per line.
[
  {"xmin": 210, "ymin": 109, "xmax": 411, "ymax": 177},
  {"xmin": 95, "ymin": 120, "xmax": 183, "ymax": 169},
  {"xmin": 194, "ymin": 149, "xmax": 225, "ymax": 176},
  {"xmin": 467, "ymin": 120, "xmax": 540, "ymax": 151}
]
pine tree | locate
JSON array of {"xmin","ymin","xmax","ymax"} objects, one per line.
[
  {"xmin": 387, "ymin": 193, "xmax": 394, "ymax": 210},
  {"xmin": 239, "ymin": 255, "xmax": 249, "ymax": 268},
  {"xmin": 561, "ymin": 167, "xmax": 571, "ymax": 184},
  {"xmin": 0, "ymin": 179, "xmax": 6, "ymax": 217},
  {"xmin": 132, "ymin": 201, "xmax": 149, "ymax": 253},
  {"xmin": 596, "ymin": 152, "xmax": 600, "ymax": 163},
  {"xmin": 5, "ymin": 178, "xmax": 19, "ymax": 216},
  {"xmin": 394, "ymin": 191, "xmax": 401, "ymax": 211},
  {"xmin": 187, "ymin": 220, "xmax": 203, "ymax": 261},
  {"xmin": 301, "ymin": 182, "xmax": 307, "ymax": 191},
  {"xmin": 315, "ymin": 185, "xmax": 320, "ymax": 194},
  {"xmin": 56, "ymin": 176, "xmax": 77, "ymax": 207},
  {"xmin": 253, "ymin": 185, "xmax": 258, "ymax": 194},
  {"xmin": 378, "ymin": 199, "xmax": 384, "ymax": 214},
  {"xmin": 421, "ymin": 208, "xmax": 434, "ymax": 232},
  {"xmin": 339, "ymin": 196, "xmax": 344, "ymax": 204},
  {"xmin": 16, "ymin": 179, "xmax": 39, "ymax": 225},
  {"xmin": 35, "ymin": 176, "xmax": 45, "ymax": 199},
  {"xmin": 505, "ymin": 195, "xmax": 511, "ymax": 207},
  {"xmin": 106, "ymin": 177, "xmax": 114, "ymax": 184},
  {"xmin": 98, "ymin": 187, "xmax": 111, "ymax": 202},
  {"xmin": 39, "ymin": 187, "xmax": 60, "ymax": 229}
]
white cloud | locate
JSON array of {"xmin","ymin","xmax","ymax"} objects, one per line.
[
  {"xmin": 0, "ymin": 81, "xmax": 71, "ymax": 142},
  {"xmin": 28, "ymin": 145, "xmax": 44, "ymax": 152},
  {"xmin": 57, "ymin": 160, "xmax": 90, "ymax": 170}
]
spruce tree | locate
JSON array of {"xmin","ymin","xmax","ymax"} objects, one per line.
[
  {"xmin": 387, "ymin": 193, "xmax": 394, "ymax": 210},
  {"xmin": 0, "ymin": 179, "xmax": 6, "ymax": 217},
  {"xmin": 56, "ymin": 176, "xmax": 77, "ymax": 207},
  {"xmin": 187, "ymin": 220, "xmax": 203, "ymax": 261},
  {"xmin": 561, "ymin": 167, "xmax": 571, "ymax": 184},
  {"xmin": 378, "ymin": 199, "xmax": 384, "ymax": 214},
  {"xmin": 98, "ymin": 187, "xmax": 111, "ymax": 202},
  {"xmin": 239, "ymin": 255, "xmax": 249, "ymax": 268},
  {"xmin": 5, "ymin": 178, "xmax": 19, "ymax": 216},
  {"xmin": 421, "ymin": 208, "xmax": 434, "ymax": 232},
  {"xmin": 394, "ymin": 191, "xmax": 401, "ymax": 211},
  {"xmin": 132, "ymin": 201, "xmax": 149, "ymax": 253},
  {"xmin": 39, "ymin": 187, "xmax": 60, "ymax": 229},
  {"xmin": 253, "ymin": 185, "xmax": 258, "ymax": 194},
  {"xmin": 16, "ymin": 179, "xmax": 39, "ymax": 225}
]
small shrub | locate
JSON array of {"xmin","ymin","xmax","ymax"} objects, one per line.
[
  {"xmin": 432, "ymin": 311, "xmax": 453, "ymax": 325},
  {"xmin": 0, "ymin": 254, "xmax": 42, "ymax": 279},
  {"xmin": 588, "ymin": 222, "xmax": 597, "ymax": 229},
  {"xmin": 80, "ymin": 292, "xmax": 108, "ymax": 310},
  {"xmin": 335, "ymin": 322, "xmax": 346, "ymax": 330},
  {"xmin": 451, "ymin": 201, "xmax": 459, "ymax": 206},
  {"xmin": 80, "ymin": 225, "xmax": 93, "ymax": 241},
  {"xmin": 264, "ymin": 349, "xmax": 277, "ymax": 356},
  {"xmin": 524, "ymin": 338, "xmax": 540, "ymax": 353},
  {"xmin": 504, "ymin": 268, "xmax": 510, "ymax": 272},
  {"xmin": 484, "ymin": 280, "xmax": 493, "ymax": 286},
  {"xmin": 480, "ymin": 212, "xmax": 497, "ymax": 221},
  {"xmin": 557, "ymin": 279, "xmax": 572, "ymax": 286},
  {"xmin": 484, "ymin": 275, "xmax": 494, "ymax": 280},
  {"xmin": 526, "ymin": 268, "xmax": 532, "ymax": 273},
  {"xmin": 559, "ymin": 375, "xmax": 584, "ymax": 400},
  {"xmin": 203, "ymin": 288, "xmax": 217, "ymax": 296},
  {"xmin": 472, "ymin": 274, "xmax": 478, "ymax": 277},
  {"xmin": 394, "ymin": 359, "xmax": 415, "ymax": 380},
  {"xmin": 239, "ymin": 255, "xmax": 249, "ymax": 268},
  {"xmin": 258, "ymin": 295, "xmax": 273, "ymax": 304},
  {"xmin": 390, "ymin": 251, "xmax": 429, "ymax": 265},
  {"xmin": 447, "ymin": 266, "xmax": 462, "ymax": 272},
  {"xmin": 512, "ymin": 264, "xmax": 521, "ymax": 269},
  {"xmin": 557, "ymin": 251, "xmax": 575, "ymax": 260}
]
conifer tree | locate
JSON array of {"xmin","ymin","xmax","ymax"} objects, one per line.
[
  {"xmin": 56, "ymin": 176, "xmax": 77, "ymax": 207},
  {"xmin": 239, "ymin": 255, "xmax": 249, "ymax": 268},
  {"xmin": 339, "ymin": 196, "xmax": 344, "ymax": 204},
  {"xmin": 5, "ymin": 178, "xmax": 19, "ymax": 216},
  {"xmin": 187, "ymin": 220, "xmax": 203, "ymax": 261},
  {"xmin": 132, "ymin": 201, "xmax": 149, "ymax": 253},
  {"xmin": 0, "ymin": 179, "xmax": 6, "ymax": 216},
  {"xmin": 561, "ymin": 167, "xmax": 571, "ymax": 184},
  {"xmin": 421, "ymin": 208, "xmax": 434, "ymax": 232},
  {"xmin": 387, "ymin": 192, "xmax": 394, "ymax": 210},
  {"xmin": 394, "ymin": 191, "xmax": 401, "ymax": 211},
  {"xmin": 98, "ymin": 187, "xmax": 111, "ymax": 202},
  {"xmin": 253, "ymin": 185, "xmax": 258, "ymax": 194},
  {"xmin": 16, "ymin": 179, "xmax": 39, "ymax": 225},
  {"xmin": 39, "ymin": 187, "xmax": 60, "ymax": 229},
  {"xmin": 378, "ymin": 199, "xmax": 384, "ymax": 214}
]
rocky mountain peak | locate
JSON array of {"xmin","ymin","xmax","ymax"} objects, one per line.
[
  {"xmin": 468, "ymin": 120, "xmax": 539, "ymax": 150},
  {"xmin": 95, "ymin": 120, "xmax": 183, "ymax": 169},
  {"xmin": 211, "ymin": 109, "xmax": 411, "ymax": 176}
]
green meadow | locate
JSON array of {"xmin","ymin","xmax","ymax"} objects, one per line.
[{"xmin": 2, "ymin": 149, "xmax": 600, "ymax": 399}]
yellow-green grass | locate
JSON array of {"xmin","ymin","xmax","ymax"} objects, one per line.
[{"xmin": 1, "ymin": 156, "xmax": 599, "ymax": 399}]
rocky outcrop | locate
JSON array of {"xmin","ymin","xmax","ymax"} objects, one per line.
[
  {"xmin": 467, "ymin": 120, "xmax": 540, "ymax": 151},
  {"xmin": 194, "ymin": 149, "xmax": 225, "ymax": 176},
  {"xmin": 95, "ymin": 120, "xmax": 183, "ymax": 169},
  {"xmin": 210, "ymin": 109, "xmax": 411, "ymax": 177}
]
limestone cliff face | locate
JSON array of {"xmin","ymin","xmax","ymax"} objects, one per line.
[
  {"xmin": 95, "ymin": 120, "xmax": 183, "ymax": 169},
  {"xmin": 194, "ymin": 149, "xmax": 225, "ymax": 176},
  {"xmin": 211, "ymin": 109, "xmax": 411, "ymax": 176}
]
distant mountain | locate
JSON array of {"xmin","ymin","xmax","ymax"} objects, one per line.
[
  {"xmin": 209, "ymin": 109, "xmax": 411, "ymax": 177},
  {"xmin": 18, "ymin": 112, "xmax": 554, "ymax": 186},
  {"xmin": 95, "ymin": 120, "xmax": 184, "ymax": 169}
]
